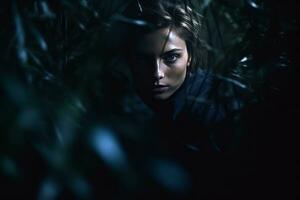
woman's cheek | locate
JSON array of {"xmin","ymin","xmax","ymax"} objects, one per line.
[{"xmin": 174, "ymin": 62, "xmax": 187, "ymax": 75}]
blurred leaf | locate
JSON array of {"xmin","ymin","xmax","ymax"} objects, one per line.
[
  {"xmin": 69, "ymin": 176, "xmax": 92, "ymax": 199},
  {"xmin": 90, "ymin": 127, "xmax": 129, "ymax": 171},
  {"xmin": 246, "ymin": 0, "xmax": 264, "ymax": 10},
  {"xmin": 38, "ymin": 177, "xmax": 61, "ymax": 200},
  {"xmin": 111, "ymin": 14, "xmax": 150, "ymax": 26},
  {"xmin": 13, "ymin": 2, "xmax": 27, "ymax": 64},
  {"xmin": 149, "ymin": 159, "xmax": 191, "ymax": 194},
  {"xmin": 0, "ymin": 157, "xmax": 19, "ymax": 179},
  {"xmin": 39, "ymin": 0, "xmax": 56, "ymax": 18},
  {"xmin": 31, "ymin": 27, "xmax": 48, "ymax": 51}
]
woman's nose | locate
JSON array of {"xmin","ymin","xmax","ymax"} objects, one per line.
[{"xmin": 154, "ymin": 59, "xmax": 164, "ymax": 80}]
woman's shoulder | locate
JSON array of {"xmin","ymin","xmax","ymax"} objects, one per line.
[
  {"xmin": 182, "ymin": 68, "xmax": 248, "ymax": 124},
  {"xmin": 181, "ymin": 69, "xmax": 220, "ymax": 123},
  {"xmin": 177, "ymin": 68, "xmax": 250, "ymax": 152}
]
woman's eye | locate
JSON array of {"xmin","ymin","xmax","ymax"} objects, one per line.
[{"xmin": 162, "ymin": 53, "xmax": 180, "ymax": 64}]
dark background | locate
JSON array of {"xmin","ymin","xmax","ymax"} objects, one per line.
[{"xmin": 0, "ymin": 0, "xmax": 297, "ymax": 199}]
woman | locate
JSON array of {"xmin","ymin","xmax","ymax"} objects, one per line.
[
  {"xmin": 104, "ymin": 1, "xmax": 248, "ymax": 198},
  {"xmin": 115, "ymin": 0, "xmax": 243, "ymax": 153}
]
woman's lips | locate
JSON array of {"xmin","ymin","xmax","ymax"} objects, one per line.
[{"xmin": 152, "ymin": 85, "xmax": 169, "ymax": 92}]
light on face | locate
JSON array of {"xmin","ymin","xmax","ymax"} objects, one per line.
[{"xmin": 132, "ymin": 27, "xmax": 189, "ymax": 100}]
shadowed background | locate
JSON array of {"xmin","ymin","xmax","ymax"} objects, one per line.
[{"xmin": 0, "ymin": 0, "xmax": 297, "ymax": 199}]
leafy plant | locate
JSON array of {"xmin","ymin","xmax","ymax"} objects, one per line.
[{"xmin": 0, "ymin": 0, "xmax": 297, "ymax": 199}]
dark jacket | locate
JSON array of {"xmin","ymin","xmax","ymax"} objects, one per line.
[
  {"xmin": 124, "ymin": 69, "xmax": 250, "ymax": 199},
  {"xmin": 130, "ymin": 68, "xmax": 245, "ymax": 153},
  {"xmin": 120, "ymin": 70, "xmax": 250, "ymax": 199}
]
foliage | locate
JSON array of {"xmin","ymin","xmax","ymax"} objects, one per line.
[{"xmin": 0, "ymin": 0, "xmax": 297, "ymax": 199}]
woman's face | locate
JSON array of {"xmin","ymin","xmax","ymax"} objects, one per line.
[{"xmin": 131, "ymin": 27, "xmax": 190, "ymax": 101}]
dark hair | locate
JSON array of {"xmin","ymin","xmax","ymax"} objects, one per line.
[{"xmin": 117, "ymin": 0, "xmax": 206, "ymax": 70}]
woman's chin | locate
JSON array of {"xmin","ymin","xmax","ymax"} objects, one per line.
[
  {"xmin": 137, "ymin": 88, "xmax": 174, "ymax": 102},
  {"xmin": 152, "ymin": 92, "xmax": 172, "ymax": 100}
]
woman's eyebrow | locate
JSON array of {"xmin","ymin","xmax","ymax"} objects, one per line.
[{"xmin": 161, "ymin": 48, "xmax": 183, "ymax": 55}]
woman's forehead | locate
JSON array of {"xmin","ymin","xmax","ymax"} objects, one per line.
[{"xmin": 135, "ymin": 27, "xmax": 186, "ymax": 54}]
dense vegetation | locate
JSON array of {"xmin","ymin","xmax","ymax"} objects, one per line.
[{"xmin": 0, "ymin": 0, "xmax": 297, "ymax": 199}]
